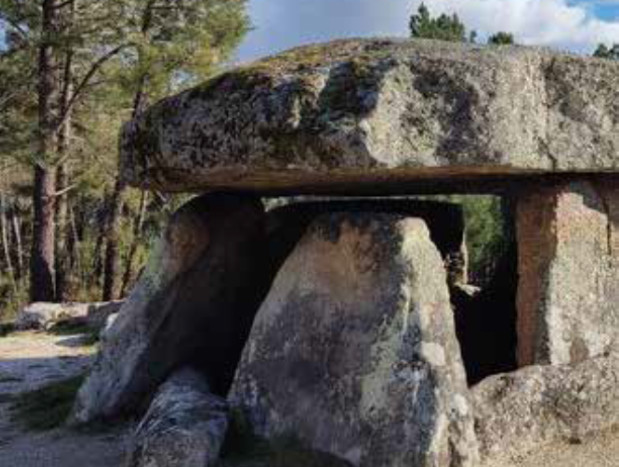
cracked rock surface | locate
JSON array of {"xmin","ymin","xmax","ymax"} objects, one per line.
[
  {"xmin": 120, "ymin": 38, "xmax": 619, "ymax": 194},
  {"xmin": 230, "ymin": 212, "xmax": 478, "ymax": 467}
]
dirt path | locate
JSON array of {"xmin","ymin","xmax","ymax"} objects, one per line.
[{"xmin": 0, "ymin": 331, "xmax": 129, "ymax": 467}]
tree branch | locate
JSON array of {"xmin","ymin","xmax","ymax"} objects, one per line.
[
  {"xmin": 56, "ymin": 43, "xmax": 131, "ymax": 129},
  {"xmin": 0, "ymin": 16, "xmax": 30, "ymax": 41}
]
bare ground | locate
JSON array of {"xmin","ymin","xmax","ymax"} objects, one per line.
[
  {"xmin": 0, "ymin": 331, "xmax": 130, "ymax": 467},
  {"xmin": 482, "ymin": 429, "xmax": 619, "ymax": 467},
  {"xmin": 0, "ymin": 331, "xmax": 618, "ymax": 467}
]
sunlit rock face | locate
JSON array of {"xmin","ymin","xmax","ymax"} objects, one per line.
[
  {"xmin": 71, "ymin": 194, "xmax": 269, "ymax": 424},
  {"xmin": 472, "ymin": 353, "xmax": 619, "ymax": 464},
  {"xmin": 120, "ymin": 38, "xmax": 619, "ymax": 195},
  {"xmin": 516, "ymin": 180, "xmax": 619, "ymax": 367},
  {"xmin": 230, "ymin": 212, "xmax": 479, "ymax": 467}
]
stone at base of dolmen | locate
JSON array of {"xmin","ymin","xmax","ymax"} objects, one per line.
[
  {"xmin": 230, "ymin": 212, "xmax": 479, "ymax": 467},
  {"xmin": 71, "ymin": 194, "xmax": 268, "ymax": 424},
  {"xmin": 516, "ymin": 180, "xmax": 619, "ymax": 366},
  {"xmin": 472, "ymin": 352, "xmax": 619, "ymax": 464},
  {"xmin": 127, "ymin": 367, "xmax": 229, "ymax": 467}
]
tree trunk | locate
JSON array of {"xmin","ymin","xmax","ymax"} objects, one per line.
[
  {"xmin": 121, "ymin": 190, "xmax": 148, "ymax": 297},
  {"xmin": 31, "ymin": 167, "xmax": 56, "ymax": 301},
  {"xmin": 54, "ymin": 1, "xmax": 75, "ymax": 302},
  {"xmin": 31, "ymin": 0, "xmax": 60, "ymax": 302},
  {"xmin": 0, "ymin": 194, "xmax": 16, "ymax": 294},
  {"xmin": 55, "ymin": 163, "xmax": 69, "ymax": 301},
  {"xmin": 68, "ymin": 204, "xmax": 81, "ymax": 279},
  {"xmin": 11, "ymin": 208, "xmax": 24, "ymax": 280},
  {"xmin": 102, "ymin": 179, "xmax": 126, "ymax": 301}
]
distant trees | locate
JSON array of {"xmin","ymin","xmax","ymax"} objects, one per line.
[
  {"xmin": 488, "ymin": 32, "xmax": 515, "ymax": 45},
  {"xmin": 410, "ymin": 4, "xmax": 519, "ymax": 48},
  {"xmin": 0, "ymin": 0, "xmax": 250, "ymax": 308},
  {"xmin": 594, "ymin": 43, "xmax": 619, "ymax": 60},
  {"xmin": 409, "ymin": 3, "xmax": 470, "ymax": 43}
]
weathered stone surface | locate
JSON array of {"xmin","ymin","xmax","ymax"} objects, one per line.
[
  {"xmin": 266, "ymin": 199, "xmax": 468, "ymax": 285},
  {"xmin": 516, "ymin": 180, "xmax": 619, "ymax": 366},
  {"xmin": 472, "ymin": 353, "xmax": 619, "ymax": 463},
  {"xmin": 120, "ymin": 39, "xmax": 619, "ymax": 194},
  {"xmin": 86, "ymin": 300, "xmax": 125, "ymax": 333},
  {"xmin": 71, "ymin": 194, "xmax": 268, "ymax": 424},
  {"xmin": 127, "ymin": 367, "xmax": 229, "ymax": 467},
  {"xmin": 230, "ymin": 212, "xmax": 479, "ymax": 467},
  {"xmin": 16, "ymin": 301, "xmax": 123, "ymax": 331}
]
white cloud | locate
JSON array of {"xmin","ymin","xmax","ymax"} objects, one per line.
[
  {"xmin": 414, "ymin": 0, "xmax": 619, "ymax": 52},
  {"xmin": 236, "ymin": 0, "xmax": 619, "ymax": 62}
]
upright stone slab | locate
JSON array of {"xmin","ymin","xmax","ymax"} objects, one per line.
[
  {"xmin": 516, "ymin": 181, "xmax": 619, "ymax": 366},
  {"xmin": 72, "ymin": 194, "xmax": 268, "ymax": 424},
  {"xmin": 230, "ymin": 213, "xmax": 479, "ymax": 467},
  {"xmin": 266, "ymin": 199, "xmax": 469, "ymax": 285}
]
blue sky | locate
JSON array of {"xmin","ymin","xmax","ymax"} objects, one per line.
[
  {"xmin": 1, "ymin": 1, "xmax": 617, "ymax": 60},
  {"xmin": 236, "ymin": 0, "xmax": 619, "ymax": 62}
]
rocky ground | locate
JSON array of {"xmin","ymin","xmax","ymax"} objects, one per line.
[
  {"xmin": 0, "ymin": 330, "xmax": 617, "ymax": 467},
  {"xmin": 483, "ymin": 430, "xmax": 619, "ymax": 467},
  {"xmin": 0, "ymin": 331, "xmax": 129, "ymax": 467}
]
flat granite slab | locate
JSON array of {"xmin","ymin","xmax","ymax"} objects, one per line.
[{"xmin": 120, "ymin": 38, "xmax": 619, "ymax": 195}]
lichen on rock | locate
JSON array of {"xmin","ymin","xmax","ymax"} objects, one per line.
[{"xmin": 119, "ymin": 38, "xmax": 619, "ymax": 195}]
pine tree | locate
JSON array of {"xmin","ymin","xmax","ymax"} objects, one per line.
[
  {"xmin": 594, "ymin": 43, "xmax": 619, "ymax": 60},
  {"xmin": 410, "ymin": 3, "xmax": 468, "ymax": 43},
  {"xmin": 0, "ymin": 0, "xmax": 250, "ymax": 303},
  {"xmin": 488, "ymin": 32, "xmax": 515, "ymax": 45}
]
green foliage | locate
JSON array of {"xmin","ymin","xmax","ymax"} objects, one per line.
[
  {"xmin": 488, "ymin": 32, "xmax": 515, "ymax": 45},
  {"xmin": 48, "ymin": 319, "xmax": 100, "ymax": 346},
  {"xmin": 7, "ymin": 375, "xmax": 84, "ymax": 431},
  {"xmin": 0, "ymin": 322, "xmax": 15, "ymax": 336},
  {"xmin": 418, "ymin": 195, "xmax": 507, "ymax": 286},
  {"xmin": 409, "ymin": 3, "xmax": 470, "ymax": 43},
  {"xmin": 0, "ymin": 0, "xmax": 250, "ymax": 310},
  {"xmin": 594, "ymin": 43, "xmax": 619, "ymax": 60},
  {"xmin": 458, "ymin": 196, "xmax": 507, "ymax": 284}
]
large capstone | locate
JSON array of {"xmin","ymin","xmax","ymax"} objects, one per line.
[
  {"xmin": 120, "ymin": 39, "xmax": 619, "ymax": 195},
  {"xmin": 71, "ymin": 194, "xmax": 269, "ymax": 424},
  {"xmin": 230, "ymin": 212, "xmax": 479, "ymax": 467},
  {"xmin": 516, "ymin": 181, "xmax": 619, "ymax": 366}
]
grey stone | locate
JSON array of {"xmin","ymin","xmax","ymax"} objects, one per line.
[
  {"xmin": 71, "ymin": 194, "xmax": 268, "ymax": 424},
  {"xmin": 266, "ymin": 199, "xmax": 469, "ymax": 285},
  {"xmin": 16, "ymin": 301, "xmax": 124, "ymax": 331},
  {"xmin": 120, "ymin": 39, "xmax": 619, "ymax": 194},
  {"xmin": 86, "ymin": 300, "xmax": 125, "ymax": 333},
  {"xmin": 472, "ymin": 352, "xmax": 619, "ymax": 464},
  {"xmin": 230, "ymin": 212, "xmax": 479, "ymax": 467},
  {"xmin": 516, "ymin": 180, "xmax": 619, "ymax": 366},
  {"xmin": 127, "ymin": 367, "xmax": 229, "ymax": 467}
]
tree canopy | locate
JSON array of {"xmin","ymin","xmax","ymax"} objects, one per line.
[
  {"xmin": 0, "ymin": 0, "xmax": 250, "ymax": 308},
  {"xmin": 488, "ymin": 32, "xmax": 515, "ymax": 45},
  {"xmin": 594, "ymin": 43, "xmax": 619, "ymax": 60},
  {"xmin": 409, "ymin": 3, "xmax": 470, "ymax": 43}
]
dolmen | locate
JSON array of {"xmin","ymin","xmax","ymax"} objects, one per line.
[{"xmin": 70, "ymin": 38, "xmax": 619, "ymax": 467}]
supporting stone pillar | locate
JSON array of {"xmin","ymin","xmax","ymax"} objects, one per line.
[
  {"xmin": 71, "ymin": 194, "xmax": 269, "ymax": 424},
  {"xmin": 516, "ymin": 180, "xmax": 619, "ymax": 367},
  {"xmin": 231, "ymin": 212, "xmax": 479, "ymax": 467}
]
